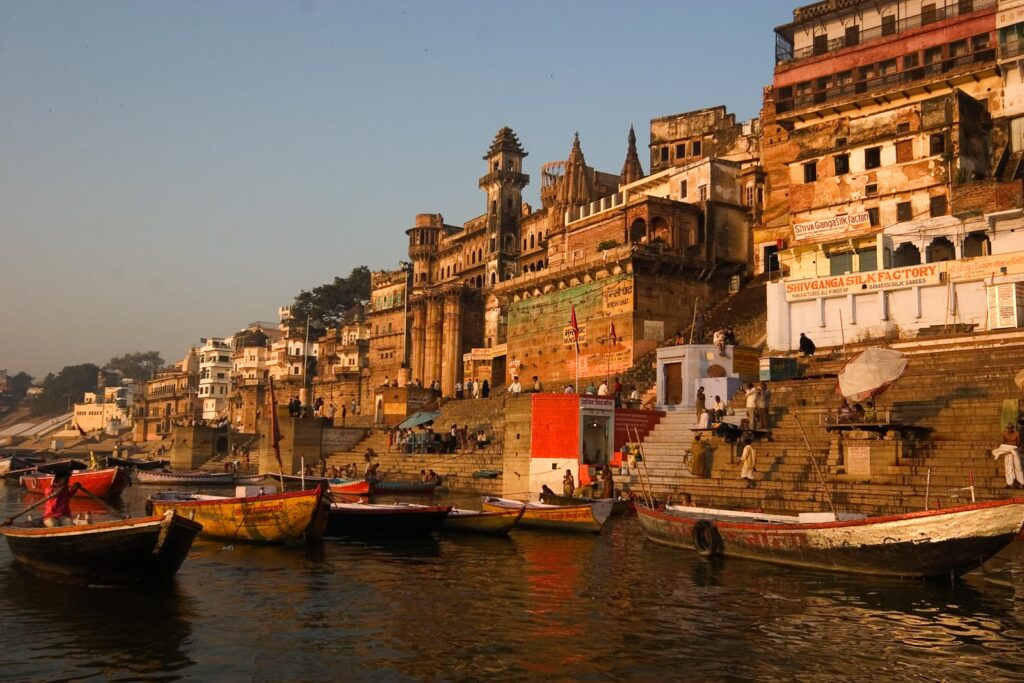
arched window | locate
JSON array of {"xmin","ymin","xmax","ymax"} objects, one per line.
[
  {"xmin": 893, "ymin": 243, "xmax": 921, "ymax": 267},
  {"xmin": 962, "ymin": 231, "xmax": 990, "ymax": 258},
  {"xmin": 629, "ymin": 218, "xmax": 647, "ymax": 243},
  {"xmin": 926, "ymin": 237, "xmax": 955, "ymax": 263},
  {"xmin": 651, "ymin": 216, "xmax": 671, "ymax": 246},
  {"xmin": 523, "ymin": 238, "xmax": 527, "ymax": 250},
  {"xmin": 491, "ymin": 273, "xmax": 497, "ymax": 285},
  {"xmin": 530, "ymin": 234, "xmax": 535, "ymax": 249}
]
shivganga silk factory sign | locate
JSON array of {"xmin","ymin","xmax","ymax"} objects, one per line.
[
  {"xmin": 784, "ymin": 264, "xmax": 942, "ymax": 301},
  {"xmin": 791, "ymin": 211, "xmax": 876, "ymax": 245}
]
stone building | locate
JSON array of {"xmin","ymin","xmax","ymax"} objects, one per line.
[
  {"xmin": 763, "ymin": 0, "xmax": 1024, "ymax": 351},
  {"xmin": 312, "ymin": 314, "xmax": 370, "ymax": 419},
  {"xmin": 133, "ymin": 349, "xmax": 199, "ymax": 441},
  {"xmin": 229, "ymin": 323, "xmax": 280, "ymax": 433},
  {"xmin": 367, "ymin": 268, "xmax": 410, "ymax": 390},
  {"xmin": 399, "ymin": 115, "xmax": 761, "ymax": 397},
  {"xmin": 197, "ymin": 336, "xmax": 233, "ymax": 421}
]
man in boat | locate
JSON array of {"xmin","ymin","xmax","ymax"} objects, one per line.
[
  {"xmin": 992, "ymin": 424, "xmax": 1024, "ymax": 488},
  {"xmin": 740, "ymin": 436, "xmax": 756, "ymax": 488},
  {"xmin": 43, "ymin": 471, "xmax": 79, "ymax": 527},
  {"xmin": 562, "ymin": 469, "xmax": 575, "ymax": 496},
  {"xmin": 601, "ymin": 466, "xmax": 614, "ymax": 498}
]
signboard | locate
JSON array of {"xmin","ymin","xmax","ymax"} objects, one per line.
[
  {"xmin": 563, "ymin": 324, "xmax": 587, "ymax": 346},
  {"xmin": 987, "ymin": 283, "xmax": 1024, "ymax": 329},
  {"xmin": 602, "ymin": 280, "xmax": 634, "ymax": 315},
  {"xmin": 579, "ymin": 396, "xmax": 614, "ymax": 412},
  {"xmin": 946, "ymin": 251, "xmax": 1024, "ymax": 283},
  {"xmin": 791, "ymin": 211, "xmax": 876, "ymax": 245},
  {"xmin": 845, "ymin": 445, "xmax": 871, "ymax": 476},
  {"xmin": 462, "ymin": 343, "xmax": 507, "ymax": 362},
  {"xmin": 784, "ymin": 264, "xmax": 942, "ymax": 302}
]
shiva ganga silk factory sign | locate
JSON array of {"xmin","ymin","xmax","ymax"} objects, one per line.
[
  {"xmin": 784, "ymin": 264, "xmax": 942, "ymax": 301},
  {"xmin": 791, "ymin": 212, "xmax": 875, "ymax": 245}
]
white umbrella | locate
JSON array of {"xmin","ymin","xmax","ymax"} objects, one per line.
[{"xmin": 837, "ymin": 348, "xmax": 908, "ymax": 404}]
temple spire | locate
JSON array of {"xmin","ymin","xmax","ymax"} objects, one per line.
[
  {"xmin": 557, "ymin": 132, "xmax": 596, "ymax": 208},
  {"xmin": 620, "ymin": 125, "xmax": 645, "ymax": 186}
]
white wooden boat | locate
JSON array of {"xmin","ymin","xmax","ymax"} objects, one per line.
[
  {"xmin": 135, "ymin": 470, "xmax": 235, "ymax": 485},
  {"xmin": 481, "ymin": 496, "xmax": 612, "ymax": 533}
]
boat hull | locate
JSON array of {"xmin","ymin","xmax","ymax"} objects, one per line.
[
  {"xmin": 148, "ymin": 487, "xmax": 328, "ymax": 543},
  {"xmin": 540, "ymin": 491, "xmax": 630, "ymax": 516},
  {"xmin": 372, "ymin": 481, "xmax": 440, "ymax": 495},
  {"xmin": 20, "ymin": 467, "xmax": 129, "ymax": 499},
  {"xmin": 443, "ymin": 507, "xmax": 524, "ymax": 535},
  {"xmin": 325, "ymin": 504, "xmax": 451, "ymax": 538},
  {"xmin": 636, "ymin": 499, "xmax": 1024, "ymax": 578},
  {"xmin": 482, "ymin": 497, "xmax": 612, "ymax": 533},
  {"xmin": 136, "ymin": 470, "xmax": 236, "ymax": 485},
  {"xmin": 327, "ymin": 478, "xmax": 373, "ymax": 496},
  {"xmin": 0, "ymin": 513, "xmax": 202, "ymax": 586}
]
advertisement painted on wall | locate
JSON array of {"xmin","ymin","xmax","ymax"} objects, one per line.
[
  {"xmin": 791, "ymin": 211, "xmax": 877, "ymax": 246},
  {"xmin": 946, "ymin": 252, "xmax": 1024, "ymax": 283},
  {"xmin": 784, "ymin": 264, "xmax": 942, "ymax": 302}
]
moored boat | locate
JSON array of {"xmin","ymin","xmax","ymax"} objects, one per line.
[
  {"xmin": 443, "ymin": 506, "xmax": 524, "ymax": 535},
  {"xmin": 0, "ymin": 511, "xmax": 202, "ymax": 586},
  {"xmin": 0, "ymin": 456, "xmax": 37, "ymax": 478},
  {"xmin": 481, "ymin": 497, "xmax": 612, "ymax": 533},
  {"xmin": 147, "ymin": 486, "xmax": 328, "ymax": 543},
  {"xmin": 107, "ymin": 456, "xmax": 169, "ymax": 471},
  {"xmin": 372, "ymin": 480, "xmax": 441, "ymax": 495},
  {"xmin": 635, "ymin": 499, "xmax": 1024, "ymax": 578},
  {"xmin": 324, "ymin": 502, "xmax": 451, "ymax": 538},
  {"xmin": 327, "ymin": 477, "xmax": 373, "ymax": 496},
  {"xmin": 20, "ymin": 467, "xmax": 129, "ymax": 500},
  {"xmin": 135, "ymin": 470, "xmax": 236, "ymax": 485},
  {"xmin": 539, "ymin": 490, "xmax": 631, "ymax": 516},
  {"xmin": 233, "ymin": 473, "xmax": 270, "ymax": 485}
]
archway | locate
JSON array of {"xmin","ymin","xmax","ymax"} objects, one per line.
[
  {"xmin": 925, "ymin": 237, "xmax": 955, "ymax": 263},
  {"xmin": 962, "ymin": 231, "xmax": 990, "ymax": 258},
  {"xmin": 893, "ymin": 243, "xmax": 921, "ymax": 267},
  {"xmin": 629, "ymin": 218, "xmax": 647, "ymax": 243}
]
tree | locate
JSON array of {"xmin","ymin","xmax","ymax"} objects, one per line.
[
  {"xmin": 105, "ymin": 351, "xmax": 165, "ymax": 382},
  {"xmin": 6, "ymin": 372, "xmax": 34, "ymax": 401},
  {"xmin": 30, "ymin": 364, "xmax": 103, "ymax": 416},
  {"xmin": 288, "ymin": 266, "xmax": 371, "ymax": 330}
]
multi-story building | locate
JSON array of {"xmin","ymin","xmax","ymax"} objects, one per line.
[
  {"xmin": 133, "ymin": 349, "xmax": 199, "ymax": 441},
  {"xmin": 312, "ymin": 314, "xmax": 371, "ymax": 416},
  {"xmin": 72, "ymin": 385, "xmax": 134, "ymax": 434},
  {"xmin": 197, "ymin": 337, "xmax": 233, "ymax": 421},
  {"xmin": 367, "ymin": 268, "xmax": 410, "ymax": 388},
  {"xmin": 229, "ymin": 322, "xmax": 282, "ymax": 433},
  {"xmin": 402, "ymin": 114, "xmax": 761, "ymax": 397},
  {"xmin": 762, "ymin": 0, "xmax": 1024, "ymax": 351}
]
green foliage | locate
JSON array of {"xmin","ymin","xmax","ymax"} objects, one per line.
[
  {"xmin": 105, "ymin": 351, "xmax": 165, "ymax": 382},
  {"xmin": 6, "ymin": 372, "xmax": 34, "ymax": 401},
  {"xmin": 596, "ymin": 239, "xmax": 619, "ymax": 252},
  {"xmin": 288, "ymin": 266, "xmax": 372, "ymax": 330},
  {"xmin": 31, "ymin": 364, "xmax": 102, "ymax": 416}
]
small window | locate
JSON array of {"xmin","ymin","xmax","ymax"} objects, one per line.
[
  {"xmin": 924, "ymin": 46, "xmax": 943, "ymax": 64},
  {"xmin": 865, "ymin": 147, "xmax": 881, "ymax": 169},
  {"xmin": 897, "ymin": 201, "xmax": 912, "ymax": 222},
  {"xmin": 698, "ymin": 184, "xmax": 708, "ymax": 201},
  {"xmin": 865, "ymin": 183, "xmax": 878, "ymax": 196},
  {"xmin": 930, "ymin": 133, "xmax": 945, "ymax": 155},
  {"xmin": 834, "ymin": 154, "xmax": 849, "ymax": 175},
  {"xmin": 972, "ymin": 33, "xmax": 990, "ymax": 51},
  {"xmin": 857, "ymin": 247, "xmax": 878, "ymax": 272},
  {"xmin": 903, "ymin": 53, "xmax": 920, "ymax": 69},
  {"xmin": 845, "ymin": 25, "xmax": 860, "ymax": 47},
  {"xmin": 951, "ymin": 40, "xmax": 969, "ymax": 57},
  {"xmin": 676, "ymin": 143, "xmax": 686, "ymax": 158},
  {"xmin": 813, "ymin": 33, "xmax": 828, "ymax": 56},
  {"xmin": 691, "ymin": 140, "xmax": 702, "ymax": 156},
  {"xmin": 895, "ymin": 139, "xmax": 913, "ymax": 163},
  {"xmin": 660, "ymin": 147, "xmax": 669, "ymax": 162},
  {"xmin": 680, "ymin": 179, "xmax": 688, "ymax": 198},
  {"xmin": 835, "ymin": 137, "xmax": 847, "ymax": 149},
  {"xmin": 930, "ymin": 195, "xmax": 948, "ymax": 217},
  {"xmin": 829, "ymin": 251, "xmax": 853, "ymax": 275},
  {"xmin": 881, "ymin": 14, "xmax": 896, "ymax": 36},
  {"xmin": 922, "ymin": 4, "xmax": 937, "ymax": 25},
  {"xmin": 878, "ymin": 59, "xmax": 897, "ymax": 76},
  {"xmin": 959, "ymin": 0, "xmax": 974, "ymax": 15},
  {"xmin": 867, "ymin": 207, "xmax": 879, "ymax": 226},
  {"xmin": 803, "ymin": 161, "xmax": 818, "ymax": 183},
  {"xmin": 896, "ymin": 122, "xmax": 910, "ymax": 134}
]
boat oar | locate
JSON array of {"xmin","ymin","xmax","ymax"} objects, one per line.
[{"xmin": 2, "ymin": 488, "xmax": 64, "ymax": 526}]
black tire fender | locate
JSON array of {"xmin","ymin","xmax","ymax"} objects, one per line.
[{"xmin": 692, "ymin": 519, "xmax": 722, "ymax": 557}]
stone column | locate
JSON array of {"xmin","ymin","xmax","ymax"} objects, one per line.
[
  {"xmin": 410, "ymin": 302, "xmax": 426, "ymax": 386},
  {"xmin": 441, "ymin": 293, "xmax": 463, "ymax": 397},
  {"xmin": 423, "ymin": 297, "xmax": 441, "ymax": 387}
]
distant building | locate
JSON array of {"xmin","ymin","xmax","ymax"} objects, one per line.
[
  {"xmin": 198, "ymin": 336, "xmax": 233, "ymax": 421},
  {"xmin": 133, "ymin": 349, "xmax": 200, "ymax": 441},
  {"xmin": 73, "ymin": 386, "xmax": 133, "ymax": 434},
  {"xmin": 367, "ymin": 268, "xmax": 410, "ymax": 388}
]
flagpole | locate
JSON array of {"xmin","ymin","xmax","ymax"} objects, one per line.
[{"xmin": 575, "ymin": 345, "xmax": 579, "ymax": 394}]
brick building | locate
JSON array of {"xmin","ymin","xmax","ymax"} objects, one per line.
[
  {"xmin": 763, "ymin": 0, "xmax": 1024, "ymax": 351},
  {"xmin": 133, "ymin": 349, "xmax": 199, "ymax": 441}
]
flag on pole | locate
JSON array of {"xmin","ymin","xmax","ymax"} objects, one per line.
[
  {"xmin": 569, "ymin": 303, "xmax": 580, "ymax": 354},
  {"xmin": 609, "ymin": 321, "xmax": 618, "ymax": 345},
  {"xmin": 267, "ymin": 378, "xmax": 285, "ymax": 475}
]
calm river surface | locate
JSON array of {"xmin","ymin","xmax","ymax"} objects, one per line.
[{"xmin": 2, "ymin": 483, "xmax": 1024, "ymax": 682}]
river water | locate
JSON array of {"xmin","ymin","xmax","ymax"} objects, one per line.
[{"xmin": 2, "ymin": 483, "xmax": 1024, "ymax": 682}]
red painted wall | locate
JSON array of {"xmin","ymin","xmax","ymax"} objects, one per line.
[
  {"xmin": 614, "ymin": 409, "xmax": 664, "ymax": 451},
  {"xmin": 530, "ymin": 394, "xmax": 580, "ymax": 459}
]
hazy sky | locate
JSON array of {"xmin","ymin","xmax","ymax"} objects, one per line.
[{"xmin": 1, "ymin": 0, "xmax": 792, "ymax": 380}]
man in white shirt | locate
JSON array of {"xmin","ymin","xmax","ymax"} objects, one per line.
[
  {"xmin": 597, "ymin": 381, "xmax": 609, "ymax": 396},
  {"xmin": 508, "ymin": 377, "xmax": 522, "ymax": 396}
]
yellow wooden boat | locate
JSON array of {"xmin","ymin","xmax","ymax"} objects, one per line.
[
  {"xmin": 147, "ymin": 486, "xmax": 328, "ymax": 543},
  {"xmin": 444, "ymin": 506, "xmax": 524, "ymax": 535},
  {"xmin": 481, "ymin": 497, "xmax": 612, "ymax": 533}
]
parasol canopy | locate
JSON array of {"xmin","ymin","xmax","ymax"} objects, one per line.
[
  {"xmin": 1015, "ymin": 368, "xmax": 1024, "ymax": 390},
  {"xmin": 396, "ymin": 411, "xmax": 442, "ymax": 430},
  {"xmin": 837, "ymin": 348, "xmax": 908, "ymax": 404}
]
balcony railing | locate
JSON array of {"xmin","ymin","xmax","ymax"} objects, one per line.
[
  {"xmin": 776, "ymin": 0, "xmax": 996, "ymax": 64},
  {"xmin": 775, "ymin": 49, "xmax": 996, "ymax": 115},
  {"xmin": 1001, "ymin": 38, "xmax": 1024, "ymax": 60}
]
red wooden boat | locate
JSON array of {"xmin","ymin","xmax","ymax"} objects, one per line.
[
  {"xmin": 328, "ymin": 477, "xmax": 373, "ymax": 496},
  {"xmin": 20, "ymin": 467, "xmax": 130, "ymax": 500},
  {"xmin": 636, "ymin": 498, "xmax": 1024, "ymax": 579}
]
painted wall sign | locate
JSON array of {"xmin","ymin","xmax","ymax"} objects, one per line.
[
  {"xmin": 462, "ymin": 343, "xmax": 507, "ymax": 362},
  {"xmin": 784, "ymin": 264, "xmax": 942, "ymax": 302},
  {"xmin": 946, "ymin": 251, "xmax": 1024, "ymax": 283},
  {"xmin": 791, "ymin": 211, "xmax": 875, "ymax": 245},
  {"xmin": 602, "ymin": 280, "xmax": 634, "ymax": 315},
  {"xmin": 563, "ymin": 324, "xmax": 587, "ymax": 346}
]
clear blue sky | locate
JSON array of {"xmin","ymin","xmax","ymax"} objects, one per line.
[{"xmin": 1, "ymin": 0, "xmax": 793, "ymax": 380}]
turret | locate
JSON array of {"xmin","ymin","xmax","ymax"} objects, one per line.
[
  {"xmin": 406, "ymin": 213, "xmax": 444, "ymax": 290},
  {"xmin": 479, "ymin": 127, "xmax": 529, "ymax": 285}
]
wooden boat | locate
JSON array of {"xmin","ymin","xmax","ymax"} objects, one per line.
[
  {"xmin": 106, "ymin": 456, "xmax": 168, "ymax": 470},
  {"xmin": 233, "ymin": 473, "xmax": 270, "ymax": 485},
  {"xmin": 372, "ymin": 479, "xmax": 441, "ymax": 495},
  {"xmin": 327, "ymin": 477, "xmax": 374, "ymax": 496},
  {"xmin": 147, "ymin": 486, "xmax": 329, "ymax": 543},
  {"xmin": 540, "ymin": 490, "xmax": 631, "ymax": 516},
  {"xmin": 0, "ymin": 456, "xmax": 37, "ymax": 478},
  {"xmin": 135, "ymin": 470, "xmax": 236, "ymax": 485},
  {"xmin": 635, "ymin": 499, "xmax": 1024, "ymax": 579},
  {"xmin": 279, "ymin": 473, "xmax": 330, "ymax": 485},
  {"xmin": 20, "ymin": 467, "xmax": 130, "ymax": 500},
  {"xmin": 443, "ymin": 506, "xmax": 524, "ymax": 535},
  {"xmin": 0, "ymin": 511, "xmax": 202, "ymax": 586},
  {"xmin": 324, "ymin": 502, "xmax": 451, "ymax": 538},
  {"xmin": 481, "ymin": 497, "xmax": 612, "ymax": 533}
]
